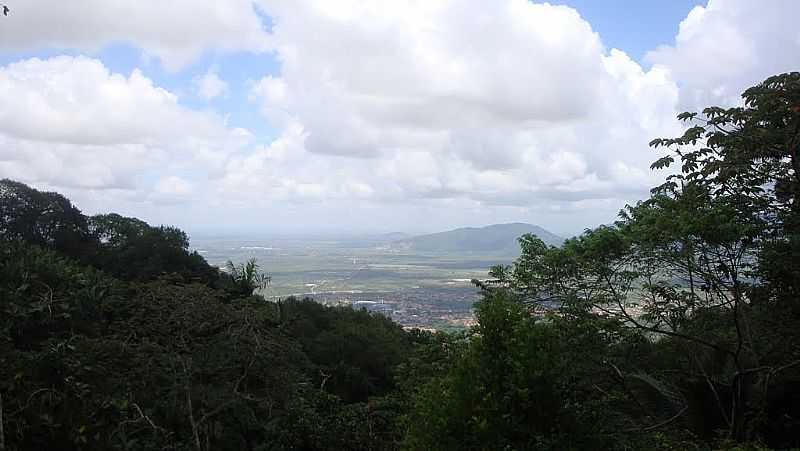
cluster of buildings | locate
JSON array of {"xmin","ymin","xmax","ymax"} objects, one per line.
[{"xmin": 310, "ymin": 286, "xmax": 479, "ymax": 331}]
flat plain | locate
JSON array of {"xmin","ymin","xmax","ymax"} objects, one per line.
[{"xmin": 190, "ymin": 235, "xmax": 511, "ymax": 330}]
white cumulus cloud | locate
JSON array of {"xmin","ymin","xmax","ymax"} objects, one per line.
[
  {"xmin": 0, "ymin": 0, "xmax": 271, "ymax": 70},
  {"xmin": 0, "ymin": 56, "xmax": 250, "ymax": 202},
  {"xmin": 239, "ymin": 0, "xmax": 681, "ymax": 213},
  {"xmin": 646, "ymin": 0, "xmax": 800, "ymax": 109},
  {"xmin": 2, "ymin": 0, "xmax": 798, "ymax": 234}
]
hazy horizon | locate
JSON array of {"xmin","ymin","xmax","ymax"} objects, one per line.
[{"xmin": 186, "ymin": 220, "xmax": 568, "ymax": 242}]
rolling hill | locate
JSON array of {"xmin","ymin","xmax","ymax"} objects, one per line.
[{"xmin": 391, "ymin": 223, "xmax": 563, "ymax": 256}]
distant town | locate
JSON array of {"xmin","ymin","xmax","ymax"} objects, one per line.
[
  {"xmin": 190, "ymin": 223, "xmax": 561, "ymax": 331},
  {"xmin": 296, "ymin": 285, "xmax": 479, "ymax": 331}
]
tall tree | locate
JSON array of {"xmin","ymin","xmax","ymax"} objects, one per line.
[
  {"xmin": 490, "ymin": 73, "xmax": 800, "ymax": 444},
  {"xmin": 0, "ymin": 179, "xmax": 89, "ymax": 254}
]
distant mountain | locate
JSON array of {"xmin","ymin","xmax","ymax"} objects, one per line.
[{"xmin": 391, "ymin": 223, "xmax": 563, "ymax": 256}]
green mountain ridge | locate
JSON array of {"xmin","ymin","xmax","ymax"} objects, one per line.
[{"xmin": 392, "ymin": 222, "xmax": 563, "ymax": 255}]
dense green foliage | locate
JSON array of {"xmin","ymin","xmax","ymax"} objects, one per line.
[
  {"xmin": 410, "ymin": 73, "xmax": 800, "ymax": 450},
  {"xmin": 2, "ymin": 73, "xmax": 799, "ymax": 450},
  {"xmin": 0, "ymin": 181, "xmax": 419, "ymax": 450}
]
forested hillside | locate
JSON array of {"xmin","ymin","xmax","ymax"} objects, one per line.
[
  {"xmin": 1, "ymin": 73, "xmax": 800, "ymax": 450},
  {"xmin": 0, "ymin": 180, "xmax": 422, "ymax": 450}
]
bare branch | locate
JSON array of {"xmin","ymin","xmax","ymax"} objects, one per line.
[{"xmin": 623, "ymin": 405, "xmax": 689, "ymax": 433}]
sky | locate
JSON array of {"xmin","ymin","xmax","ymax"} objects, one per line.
[{"xmin": 1, "ymin": 0, "xmax": 798, "ymax": 238}]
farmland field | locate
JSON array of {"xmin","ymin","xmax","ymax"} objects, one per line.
[{"xmin": 190, "ymin": 235, "xmax": 512, "ymax": 330}]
